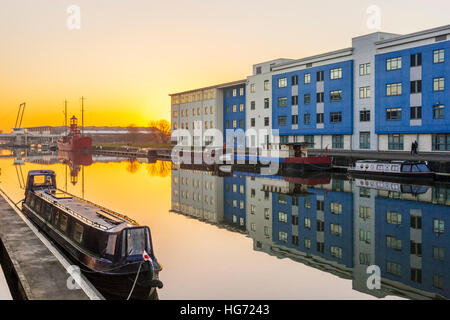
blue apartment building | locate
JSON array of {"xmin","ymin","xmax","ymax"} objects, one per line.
[
  {"xmin": 223, "ymin": 83, "xmax": 246, "ymax": 148},
  {"xmin": 171, "ymin": 24, "xmax": 450, "ymax": 152}
]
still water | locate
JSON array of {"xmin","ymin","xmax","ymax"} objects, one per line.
[{"xmin": 0, "ymin": 151, "xmax": 448, "ymax": 300}]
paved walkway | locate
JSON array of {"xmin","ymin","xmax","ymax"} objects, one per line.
[{"xmin": 0, "ymin": 190, "xmax": 103, "ymax": 300}]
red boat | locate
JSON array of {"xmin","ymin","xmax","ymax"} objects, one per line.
[{"xmin": 57, "ymin": 115, "xmax": 92, "ymax": 151}]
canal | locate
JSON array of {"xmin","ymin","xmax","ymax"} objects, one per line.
[{"xmin": 0, "ymin": 151, "xmax": 448, "ymax": 300}]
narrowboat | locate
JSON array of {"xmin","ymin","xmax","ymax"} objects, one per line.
[
  {"xmin": 21, "ymin": 170, "xmax": 163, "ymax": 300},
  {"xmin": 348, "ymin": 160, "xmax": 435, "ymax": 181},
  {"xmin": 280, "ymin": 142, "xmax": 332, "ymax": 172},
  {"xmin": 354, "ymin": 178, "xmax": 430, "ymax": 195}
]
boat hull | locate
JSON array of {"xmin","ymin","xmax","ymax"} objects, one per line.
[
  {"xmin": 282, "ymin": 156, "xmax": 332, "ymax": 172},
  {"xmin": 57, "ymin": 136, "xmax": 92, "ymax": 152},
  {"xmin": 348, "ymin": 169, "xmax": 435, "ymax": 183},
  {"xmin": 22, "ymin": 203, "xmax": 159, "ymax": 300}
]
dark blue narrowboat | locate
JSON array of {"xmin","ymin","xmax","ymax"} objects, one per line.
[{"xmin": 21, "ymin": 170, "xmax": 163, "ymax": 300}]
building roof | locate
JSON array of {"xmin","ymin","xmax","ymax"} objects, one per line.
[{"xmin": 169, "ymin": 79, "xmax": 246, "ymax": 96}]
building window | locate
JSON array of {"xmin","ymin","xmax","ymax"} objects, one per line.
[
  {"xmin": 239, "ymin": 104, "xmax": 244, "ymax": 112},
  {"xmin": 250, "ymin": 118, "xmax": 255, "ymax": 127},
  {"xmin": 304, "ymin": 73, "xmax": 311, "ymax": 84},
  {"xmin": 256, "ymin": 66, "xmax": 262, "ymax": 74},
  {"xmin": 304, "ymin": 113, "xmax": 311, "ymax": 125},
  {"xmin": 304, "ymin": 135, "xmax": 314, "ymax": 148},
  {"xmin": 292, "ymin": 235, "xmax": 299, "ymax": 246},
  {"xmin": 386, "ymin": 83, "xmax": 402, "ymax": 96},
  {"xmin": 330, "ymin": 202, "xmax": 342, "ymax": 214},
  {"xmin": 386, "ymin": 57, "xmax": 402, "ymax": 71},
  {"xmin": 433, "ymin": 105, "xmax": 445, "ymax": 119},
  {"xmin": 317, "ymin": 92, "xmax": 324, "ymax": 103},
  {"xmin": 332, "ymin": 135, "xmax": 344, "ymax": 149},
  {"xmin": 292, "ymin": 95, "xmax": 298, "ymax": 105},
  {"xmin": 434, "ymin": 78, "xmax": 445, "ymax": 91},
  {"xmin": 279, "ymin": 232, "xmax": 287, "ymax": 243},
  {"xmin": 359, "ymin": 229, "xmax": 371, "ymax": 244},
  {"xmin": 410, "ymin": 106, "xmax": 422, "ymax": 119},
  {"xmin": 280, "ymin": 136, "xmax": 288, "ymax": 144},
  {"xmin": 278, "ymin": 97, "xmax": 288, "ymax": 107},
  {"xmin": 388, "ymin": 134, "xmax": 403, "ymax": 150},
  {"xmin": 433, "ymin": 49, "xmax": 445, "ymax": 64},
  {"xmin": 433, "ymin": 219, "xmax": 445, "ymax": 234},
  {"xmin": 432, "ymin": 134, "xmax": 450, "ymax": 151},
  {"xmin": 264, "ymin": 98, "xmax": 269, "ymax": 109},
  {"xmin": 232, "ymin": 120, "xmax": 237, "ymax": 128},
  {"xmin": 232, "ymin": 89, "xmax": 237, "ymax": 97},
  {"xmin": 264, "ymin": 117, "xmax": 269, "ymax": 126},
  {"xmin": 278, "ymin": 78, "xmax": 287, "ymax": 88},
  {"xmin": 359, "ymin": 86, "xmax": 371, "ymax": 99},
  {"xmin": 304, "ymin": 94, "xmax": 310, "ymax": 105},
  {"xmin": 433, "ymin": 246, "xmax": 445, "ymax": 261},
  {"xmin": 304, "ymin": 238, "xmax": 311, "ymax": 249},
  {"xmin": 250, "ymin": 101, "xmax": 255, "ymax": 110},
  {"xmin": 410, "ymin": 53, "xmax": 422, "ymax": 67},
  {"xmin": 330, "ymin": 246, "xmax": 342, "ymax": 259},
  {"xmin": 317, "ymin": 199, "xmax": 324, "ymax": 211},
  {"xmin": 359, "ymin": 206, "xmax": 371, "ymax": 220},
  {"xmin": 360, "ymin": 132, "xmax": 370, "ymax": 149},
  {"xmin": 264, "ymin": 80, "xmax": 270, "ymax": 91},
  {"xmin": 387, "ymin": 211, "xmax": 402, "ymax": 225},
  {"xmin": 278, "ymin": 116, "xmax": 287, "ymax": 126},
  {"xmin": 433, "ymin": 274, "xmax": 444, "ymax": 290},
  {"xmin": 226, "ymin": 120, "xmax": 229, "ymax": 129},
  {"xmin": 359, "ymin": 253, "xmax": 371, "ymax": 265},
  {"xmin": 386, "ymin": 235, "xmax": 402, "ymax": 251},
  {"xmin": 317, "ymin": 242, "xmax": 324, "ymax": 253},
  {"xmin": 250, "ymin": 83, "xmax": 255, "ymax": 93},
  {"xmin": 386, "ymin": 108, "xmax": 402, "ymax": 120},
  {"xmin": 264, "ymin": 208, "xmax": 270, "ymax": 219},
  {"xmin": 360, "ymin": 110, "xmax": 370, "ymax": 122},
  {"xmin": 232, "ymin": 105, "xmax": 237, "ymax": 112},
  {"xmin": 359, "ymin": 63, "xmax": 371, "ymax": 76},
  {"xmin": 410, "ymin": 80, "xmax": 422, "ymax": 93},
  {"xmin": 387, "ymin": 262, "xmax": 402, "ymax": 277},
  {"xmin": 278, "ymin": 212, "xmax": 288, "ymax": 223},
  {"xmin": 292, "ymin": 75, "xmax": 298, "ymax": 85},
  {"xmin": 239, "ymin": 119, "xmax": 243, "ymax": 128},
  {"xmin": 239, "ymin": 87, "xmax": 244, "ymax": 96},
  {"xmin": 316, "ymin": 113, "xmax": 324, "ymax": 124},
  {"xmin": 330, "ymin": 68, "xmax": 342, "ymax": 80},
  {"xmin": 330, "ymin": 224, "xmax": 342, "ymax": 237},
  {"xmin": 316, "ymin": 71, "xmax": 324, "ymax": 82},
  {"xmin": 330, "ymin": 112, "xmax": 342, "ymax": 123},
  {"xmin": 304, "ymin": 218, "xmax": 311, "ymax": 229},
  {"xmin": 330, "ymin": 90, "xmax": 342, "ymax": 102},
  {"xmin": 292, "ymin": 115, "xmax": 298, "ymax": 125}
]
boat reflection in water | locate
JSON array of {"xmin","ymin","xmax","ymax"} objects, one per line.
[
  {"xmin": 58, "ymin": 151, "xmax": 93, "ymax": 186},
  {"xmin": 171, "ymin": 166, "xmax": 450, "ymax": 300}
]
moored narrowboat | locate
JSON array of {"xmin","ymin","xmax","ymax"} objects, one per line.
[
  {"xmin": 348, "ymin": 160, "xmax": 435, "ymax": 181},
  {"xmin": 21, "ymin": 170, "xmax": 163, "ymax": 299}
]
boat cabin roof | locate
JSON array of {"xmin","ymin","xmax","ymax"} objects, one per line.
[{"xmin": 35, "ymin": 189, "xmax": 136, "ymax": 231}]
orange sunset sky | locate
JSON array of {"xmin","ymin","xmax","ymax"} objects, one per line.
[{"xmin": 1, "ymin": 0, "xmax": 449, "ymax": 133}]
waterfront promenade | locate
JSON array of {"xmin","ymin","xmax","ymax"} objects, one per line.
[{"xmin": 0, "ymin": 190, "xmax": 103, "ymax": 300}]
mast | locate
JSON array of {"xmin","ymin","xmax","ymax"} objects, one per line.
[
  {"xmin": 64, "ymin": 100, "xmax": 68, "ymax": 134},
  {"xmin": 81, "ymin": 96, "xmax": 85, "ymax": 136}
]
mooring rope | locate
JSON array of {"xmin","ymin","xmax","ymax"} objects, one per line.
[{"xmin": 127, "ymin": 262, "xmax": 143, "ymax": 300}]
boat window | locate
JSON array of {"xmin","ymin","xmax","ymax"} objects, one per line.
[
  {"xmin": 106, "ymin": 234, "xmax": 117, "ymax": 256},
  {"xmin": 60, "ymin": 214, "xmax": 68, "ymax": 232},
  {"xmin": 34, "ymin": 198, "xmax": 42, "ymax": 212},
  {"xmin": 412, "ymin": 165, "xmax": 420, "ymax": 172},
  {"xmin": 74, "ymin": 223, "xmax": 84, "ymax": 243},
  {"xmin": 127, "ymin": 228, "xmax": 146, "ymax": 256},
  {"xmin": 402, "ymin": 165, "xmax": 411, "ymax": 172},
  {"xmin": 29, "ymin": 194, "xmax": 35, "ymax": 208},
  {"xmin": 54, "ymin": 210, "xmax": 60, "ymax": 225},
  {"xmin": 417, "ymin": 164, "xmax": 430, "ymax": 172}
]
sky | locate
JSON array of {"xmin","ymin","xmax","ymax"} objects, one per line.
[{"xmin": 0, "ymin": 0, "xmax": 449, "ymax": 132}]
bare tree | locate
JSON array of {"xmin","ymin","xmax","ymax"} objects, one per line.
[{"xmin": 148, "ymin": 119, "xmax": 171, "ymax": 143}]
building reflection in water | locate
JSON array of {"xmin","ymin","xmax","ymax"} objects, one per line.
[{"xmin": 171, "ymin": 166, "xmax": 449, "ymax": 300}]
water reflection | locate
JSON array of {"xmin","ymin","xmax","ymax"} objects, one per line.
[{"xmin": 171, "ymin": 166, "xmax": 450, "ymax": 300}]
